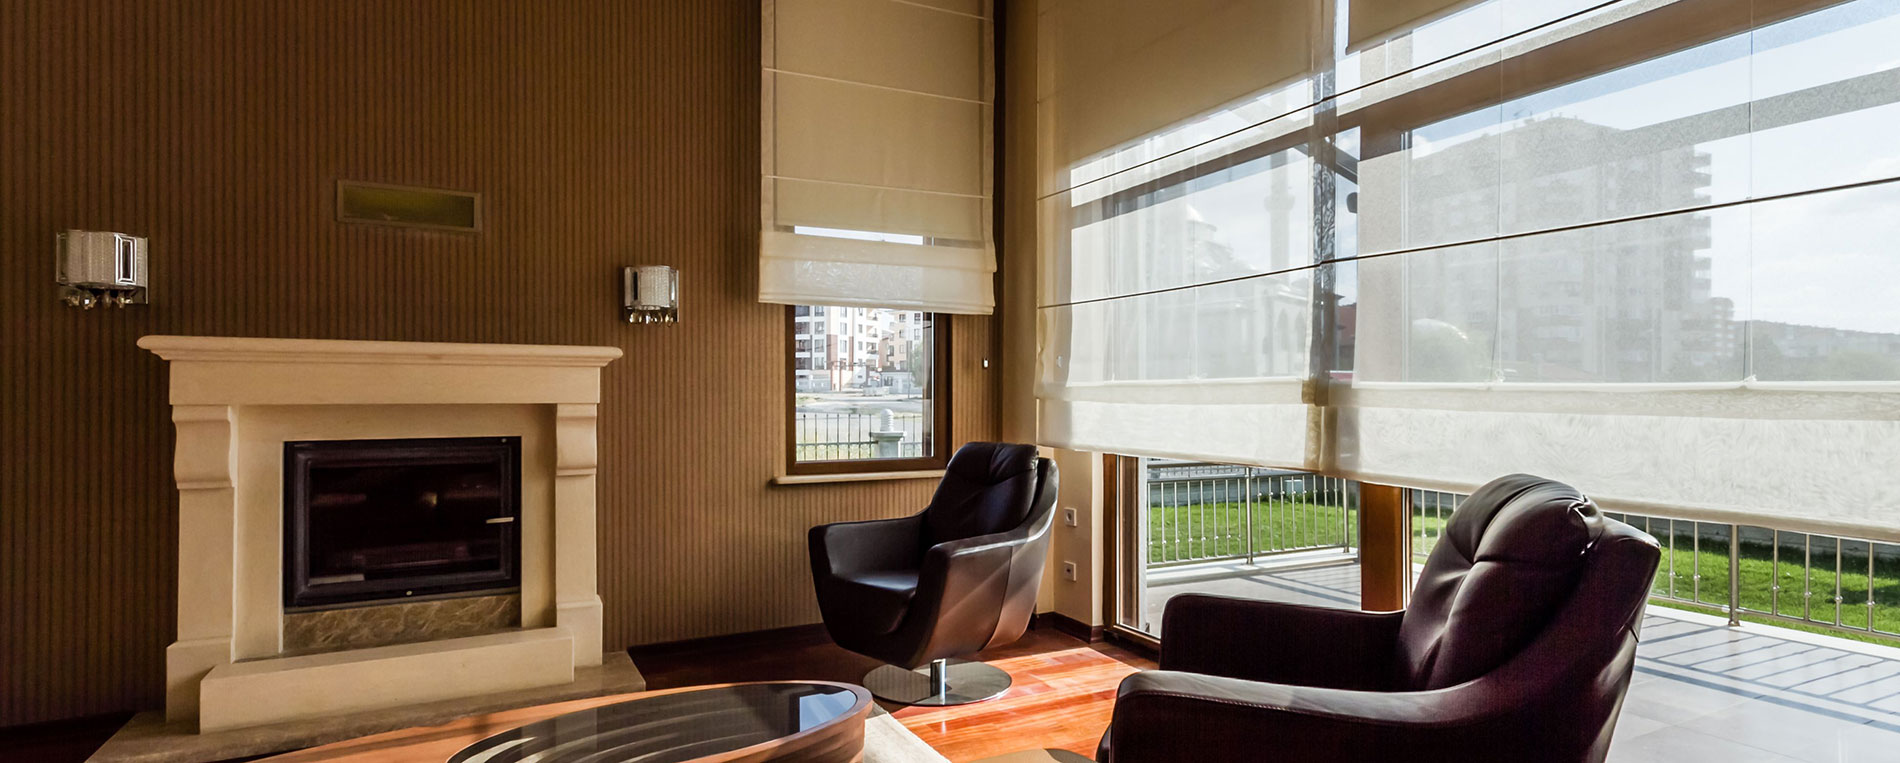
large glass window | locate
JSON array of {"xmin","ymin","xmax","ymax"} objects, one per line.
[
  {"xmin": 1046, "ymin": 0, "xmax": 1900, "ymax": 540},
  {"xmin": 1048, "ymin": 0, "xmax": 1900, "ymax": 636},
  {"xmin": 787, "ymin": 305, "xmax": 947, "ymax": 475}
]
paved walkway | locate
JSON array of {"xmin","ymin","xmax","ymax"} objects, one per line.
[{"xmin": 1145, "ymin": 561, "xmax": 1900, "ymax": 761}]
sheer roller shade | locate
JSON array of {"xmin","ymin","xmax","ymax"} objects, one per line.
[
  {"xmin": 761, "ymin": 0, "xmax": 996, "ymax": 314},
  {"xmin": 1036, "ymin": 0, "xmax": 1323, "ymax": 469},
  {"xmin": 1347, "ymin": 0, "xmax": 1479, "ymax": 51},
  {"xmin": 1039, "ymin": 0, "xmax": 1316, "ymax": 187},
  {"xmin": 1035, "ymin": 0, "xmax": 1900, "ymax": 539},
  {"xmin": 1337, "ymin": 0, "xmax": 1900, "ymax": 537}
]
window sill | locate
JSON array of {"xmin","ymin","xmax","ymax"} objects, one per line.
[{"xmin": 772, "ymin": 469, "xmax": 946, "ymax": 486}]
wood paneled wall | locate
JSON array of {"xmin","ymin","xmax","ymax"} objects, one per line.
[{"xmin": 0, "ymin": 1, "xmax": 997, "ymax": 726}]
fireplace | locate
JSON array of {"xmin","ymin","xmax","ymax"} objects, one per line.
[{"xmin": 284, "ymin": 436, "xmax": 522, "ymax": 610}]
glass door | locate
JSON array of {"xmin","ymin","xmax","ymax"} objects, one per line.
[{"xmin": 1111, "ymin": 456, "xmax": 1363, "ymax": 638}]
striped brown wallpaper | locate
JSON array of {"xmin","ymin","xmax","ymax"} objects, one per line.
[{"xmin": 0, "ymin": 0, "xmax": 999, "ymax": 726}]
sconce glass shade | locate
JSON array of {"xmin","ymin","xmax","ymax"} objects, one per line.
[
  {"xmin": 623, "ymin": 266, "xmax": 678, "ymax": 324},
  {"xmin": 57, "ymin": 230, "xmax": 149, "ymax": 309}
]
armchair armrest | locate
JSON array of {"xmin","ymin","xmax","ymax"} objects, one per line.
[
  {"xmin": 924, "ymin": 524, "xmax": 1031, "ymax": 570},
  {"xmin": 1106, "ymin": 669, "xmax": 1500, "ymax": 762},
  {"xmin": 1160, "ymin": 594, "xmax": 1402, "ymax": 690},
  {"xmin": 808, "ymin": 511, "xmax": 925, "ymax": 578},
  {"xmin": 912, "ymin": 515, "xmax": 1044, "ymax": 608},
  {"xmin": 896, "ymin": 504, "xmax": 1054, "ymax": 657}
]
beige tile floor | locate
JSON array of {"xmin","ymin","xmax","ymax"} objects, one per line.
[{"xmin": 1145, "ymin": 561, "xmax": 1900, "ymax": 762}]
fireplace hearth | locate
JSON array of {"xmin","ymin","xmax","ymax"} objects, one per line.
[{"xmin": 284, "ymin": 436, "xmax": 522, "ymax": 610}]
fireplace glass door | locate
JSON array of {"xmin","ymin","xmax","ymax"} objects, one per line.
[{"xmin": 284, "ymin": 436, "xmax": 522, "ymax": 609}]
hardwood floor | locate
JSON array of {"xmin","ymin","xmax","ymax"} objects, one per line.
[
  {"xmin": 1, "ymin": 624, "xmax": 1149, "ymax": 763},
  {"xmin": 631, "ymin": 624, "xmax": 1154, "ymax": 761}
]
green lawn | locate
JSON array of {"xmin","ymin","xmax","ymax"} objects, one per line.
[{"xmin": 1146, "ymin": 498, "xmax": 1356, "ymax": 565}]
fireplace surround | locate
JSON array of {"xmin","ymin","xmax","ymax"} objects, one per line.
[{"xmin": 139, "ymin": 335, "xmax": 621, "ymax": 732}]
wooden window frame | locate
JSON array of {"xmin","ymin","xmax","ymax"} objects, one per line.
[{"xmin": 784, "ymin": 305, "xmax": 953, "ymax": 477}]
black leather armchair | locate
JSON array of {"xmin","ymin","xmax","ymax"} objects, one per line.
[
  {"xmin": 809, "ymin": 442, "xmax": 1057, "ymax": 706},
  {"xmin": 1099, "ymin": 474, "xmax": 1661, "ymax": 762}
]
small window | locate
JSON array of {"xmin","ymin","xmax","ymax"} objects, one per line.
[{"xmin": 787, "ymin": 305, "xmax": 948, "ymax": 475}]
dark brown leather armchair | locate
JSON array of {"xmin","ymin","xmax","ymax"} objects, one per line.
[
  {"xmin": 1099, "ymin": 474, "xmax": 1660, "ymax": 763},
  {"xmin": 809, "ymin": 442, "xmax": 1057, "ymax": 706}
]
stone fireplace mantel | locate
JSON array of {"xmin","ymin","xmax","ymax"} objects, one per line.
[{"xmin": 138, "ymin": 336, "xmax": 623, "ymax": 732}]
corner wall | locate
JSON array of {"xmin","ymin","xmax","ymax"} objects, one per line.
[{"xmin": 0, "ymin": 0, "xmax": 998, "ymax": 726}]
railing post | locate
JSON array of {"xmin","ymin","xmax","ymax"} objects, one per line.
[
  {"xmin": 1728, "ymin": 524, "xmax": 1741, "ymax": 627},
  {"xmin": 1244, "ymin": 470, "xmax": 1256, "ymax": 565},
  {"xmin": 1771, "ymin": 530, "xmax": 1780, "ymax": 617},
  {"xmin": 1693, "ymin": 522, "xmax": 1702, "ymax": 604},
  {"xmin": 1339, "ymin": 478, "xmax": 1350, "ymax": 553}
]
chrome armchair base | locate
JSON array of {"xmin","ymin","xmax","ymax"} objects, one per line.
[{"xmin": 863, "ymin": 658, "xmax": 1011, "ymax": 706}]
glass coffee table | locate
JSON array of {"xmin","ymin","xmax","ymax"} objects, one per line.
[{"xmin": 448, "ymin": 682, "xmax": 873, "ymax": 763}]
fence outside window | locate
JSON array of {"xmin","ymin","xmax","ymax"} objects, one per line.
[
  {"xmin": 1143, "ymin": 461, "xmax": 1359, "ymax": 567},
  {"xmin": 1406, "ymin": 487, "xmax": 1900, "ymax": 644},
  {"xmin": 793, "ymin": 411, "xmax": 926, "ymax": 461}
]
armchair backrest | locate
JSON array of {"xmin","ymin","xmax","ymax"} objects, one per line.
[
  {"xmin": 922, "ymin": 442, "xmax": 1044, "ymax": 546},
  {"xmin": 1395, "ymin": 474, "xmax": 1607, "ymax": 690}
]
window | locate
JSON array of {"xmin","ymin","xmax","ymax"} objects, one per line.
[
  {"xmin": 787, "ymin": 305, "xmax": 948, "ymax": 475},
  {"xmin": 1109, "ymin": 456, "xmax": 1361, "ymax": 637},
  {"xmin": 1039, "ymin": 0, "xmax": 1900, "ymax": 533}
]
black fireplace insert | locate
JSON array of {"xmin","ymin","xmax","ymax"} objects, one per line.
[{"xmin": 284, "ymin": 436, "xmax": 522, "ymax": 610}]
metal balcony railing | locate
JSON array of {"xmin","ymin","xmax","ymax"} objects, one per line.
[
  {"xmin": 1145, "ymin": 462, "xmax": 1359, "ymax": 567},
  {"xmin": 1407, "ymin": 487, "xmax": 1900, "ymax": 644},
  {"xmin": 792, "ymin": 412, "xmax": 925, "ymax": 461}
]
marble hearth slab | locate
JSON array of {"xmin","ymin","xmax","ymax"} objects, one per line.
[
  {"xmin": 282, "ymin": 594, "xmax": 522, "ymax": 656},
  {"xmin": 88, "ymin": 652, "xmax": 645, "ymax": 763}
]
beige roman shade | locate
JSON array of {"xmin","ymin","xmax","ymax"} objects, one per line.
[{"xmin": 760, "ymin": 0, "xmax": 996, "ymax": 314}]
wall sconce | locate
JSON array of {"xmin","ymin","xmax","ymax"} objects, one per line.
[
  {"xmin": 622, "ymin": 266, "xmax": 678, "ymax": 324},
  {"xmin": 57, "ymin": 230, "xmax": 148, "ymax": 309}
]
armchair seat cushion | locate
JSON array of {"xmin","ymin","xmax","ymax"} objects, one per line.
[{"xmin": 831, "ymin": 569, "xmax": 920, "ymax": 635}]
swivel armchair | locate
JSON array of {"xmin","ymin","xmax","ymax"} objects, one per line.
[
  {"xmin": 808, "ymin": 442, "xmax": 1057, "ymax": 706},
  {"xmin": 1099, "ymin": 474, "xmax": 1661, "ymax": 762}
]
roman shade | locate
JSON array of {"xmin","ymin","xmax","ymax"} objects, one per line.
[
  {"xmin": 760, "ymin": 0, "xmax": 996, "ymax": 314},
  {"xmin": 1035, "ymin": 0, "xmax": 1322, "ymax": 469},
  {"xmin": 1034, "ymin": 0, "xmax": 1900, "ymax": 539}
]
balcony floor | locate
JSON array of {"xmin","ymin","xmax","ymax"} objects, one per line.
[{"xmin": 1145, "ymin": 560, "xmax": 1900, "ymax": 762}]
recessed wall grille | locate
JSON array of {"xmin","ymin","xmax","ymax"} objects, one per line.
[{"xmin": 337, "ymin": 181, "xmax": 481, "ymax": 232}]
